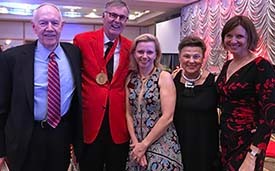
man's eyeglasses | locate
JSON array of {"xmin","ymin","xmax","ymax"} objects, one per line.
[{"xmin": 104, "ymin": 11, "xmax": 128, "ymax": 22}]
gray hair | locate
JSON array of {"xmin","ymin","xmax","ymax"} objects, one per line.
[
  {"xmin": 105, "ymin": 0, "xmax": 130, "ymax": 14},
  {"xmin": 32, "ymin": 3, "xmax": 63, "ymax": 22}
]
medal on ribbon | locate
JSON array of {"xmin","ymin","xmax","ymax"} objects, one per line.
[{"xmin": 96, "ymin": 71, "xmax": 108, "ymax": 85}]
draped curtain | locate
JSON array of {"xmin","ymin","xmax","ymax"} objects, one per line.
[{"xmin": 180, "ymin": 0, "xmax": 275, "ymax": 72}]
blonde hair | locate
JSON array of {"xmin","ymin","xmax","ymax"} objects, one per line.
[{"xmin": 129, "ymin": 33, "xmax": 162, "ymax": 71}]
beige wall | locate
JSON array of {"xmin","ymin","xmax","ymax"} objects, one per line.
[{"xmin": 0, "ymin": 21, "xmax": 155, "ymax": 51}]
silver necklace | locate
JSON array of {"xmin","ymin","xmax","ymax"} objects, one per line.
[{"xmin": 181, "ymin": 69, "xmax": 203, "ymax": 88}]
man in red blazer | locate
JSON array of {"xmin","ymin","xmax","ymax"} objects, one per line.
[{"xmin": 73, "ymin": 0, "xmax": 131, "ymax": 170}]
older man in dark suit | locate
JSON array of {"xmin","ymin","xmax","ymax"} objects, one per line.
[{"xmin": 0, "ymin": 3, "xmax": 82, "ymax": 171}]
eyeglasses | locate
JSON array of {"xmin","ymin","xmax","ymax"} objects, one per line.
[{"xmin": 104, "ymin": 11, "xmax": 128, "ymax": 22}]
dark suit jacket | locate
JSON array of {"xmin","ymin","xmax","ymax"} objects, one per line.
[{"xmin": 0, "ymin": 41, "xmax": 83, "ymax": 171}]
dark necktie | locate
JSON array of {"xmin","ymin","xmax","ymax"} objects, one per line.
[
  {"xmin": 47, "ymin": 52, "xmax": 61, "ymax": 128},
  {"xmin": 105, "ymin": 42, "xmax": 114, "ymax": 81}
]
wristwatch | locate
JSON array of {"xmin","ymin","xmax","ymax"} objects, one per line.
[{"xmin": 248, "ymin": 148, "xmax": 259, "ymax": 157}]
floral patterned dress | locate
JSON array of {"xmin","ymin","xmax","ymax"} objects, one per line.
[
  {"xmin": 126, "ymin": 68, "xmax": 183, "ymax": 171},
  {"xmin": 216, "ymin": 57, "xmax": 275, "ymax": 170}
]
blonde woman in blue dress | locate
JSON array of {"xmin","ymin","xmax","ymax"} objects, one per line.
[{"xmin": 125, "ymin": 33, "xmax": 183, "ymax": 171}]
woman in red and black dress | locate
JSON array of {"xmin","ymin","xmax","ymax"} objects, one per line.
[{"xmin": 216, "ymin": 15, "xmax": 275, "ymax": 171}]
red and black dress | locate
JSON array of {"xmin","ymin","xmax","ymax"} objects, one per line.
[{"xmin": 216, "ymin": 57, "xmax": 275, "ymax": 170}]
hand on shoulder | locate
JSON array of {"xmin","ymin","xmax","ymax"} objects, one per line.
[{"xmin": 171, "ymin": 66, "xmax": 182, "ymax": 78}]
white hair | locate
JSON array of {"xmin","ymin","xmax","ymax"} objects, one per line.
[{"xmin": 32, "ymin": 3, "xmax": 63, "ymax": 22}]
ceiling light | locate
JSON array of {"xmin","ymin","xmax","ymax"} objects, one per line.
[
  {"xmin": 128, "ymin": 14, "xmax": 137, "ymax": 20},
  {"xmin": 0, "ymin": 2, "xmax": 37, "ymax": 9},
  {"xmin": 0, "ymin": 2, "xmax": 36, "ymax": 16},
  {"xmin": 62, "ymin": 6, "xmax": 82, "ymax": 10},
  {"xmin": 144, "ymin": 10, "xmax": 150, "ymax": 14},
  {"xmin": 0, "ymin": 7, "xmax": 8, "ymax": 14},
  {"xmin": 0, "ymin": 2, "xmax": 150, "ymax": 21},
  {"xmin": 85, "ymin": 12, "xmax": 101, "ymax": 18},
  {"xmin": 63, "ymin": 11, "xmax": 82, "ymax": 18},
  {"xmin": 9, "ymin": 8, "xmax": 32, "ymax": 15},
  {"xmin": 62, "ymin": 6, "xmax": 82, "ymax": 17},
  {"xmin": 128, "ymin": 10, "xmax": 150, "ymax": 20},
  {"xmin": 5, "ymin": 39, "xmax": 11, "ymax": 45}
]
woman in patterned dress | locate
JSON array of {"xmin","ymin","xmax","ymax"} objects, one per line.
[
  {"xmin": 216, "ymin": 15, "xmax": 275, "ymax": 171},
  {"xmin": 125, "ymin": 33, "xmax": 183, "ymax": 171}
]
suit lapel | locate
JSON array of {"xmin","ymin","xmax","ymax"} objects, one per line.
[
  {"xmin": 61, "ymin": 43, "xmax": 81, "ymax": 94},
  {"xmin": 95, "ymin": 29, "xmax": 104, "ymax": 71},
  {"xmin": 61, "ymin": 43, "xmax": 76, "ymax": 80},
  {"xmin": 23, "ymin": 42, "xmax": 36, "ymax": 115},
  {"xmin": 61, "ymin": 43, "xmax": 82, "ymax": 106}
]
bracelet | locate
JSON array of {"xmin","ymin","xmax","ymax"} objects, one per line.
[{"xmin": 248, "ymin": 148, "xmax": 259, "ymax": 157}]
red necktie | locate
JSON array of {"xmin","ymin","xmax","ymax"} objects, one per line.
[{"xmin": 47, "ymin": 52, "xmax": 61, "ymax": 128}]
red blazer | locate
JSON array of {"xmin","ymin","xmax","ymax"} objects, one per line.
[{"xmin": 74, "ymin": 28, "xmax": 131, "ymax": 144}]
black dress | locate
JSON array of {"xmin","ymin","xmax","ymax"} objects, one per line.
[{"xmin": 174, "ymin": 71, "xmax": 220, "ymax": 171}]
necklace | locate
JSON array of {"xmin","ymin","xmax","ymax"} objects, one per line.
[{"xmin": 181, "ymin": 69, "xmax": 203, "ymax": 88}]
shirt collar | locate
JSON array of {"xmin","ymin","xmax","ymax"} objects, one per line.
[
  {"xmin": 36, "ymin": 41, "xmax": 62, "ymax": 61},
  {"xmin": 104, "ymin": 33, "xmax": 113, "ymax": 45},
  {"xmin": 103, "ymin": 33, "xmax": 120, "ymax": 48}
]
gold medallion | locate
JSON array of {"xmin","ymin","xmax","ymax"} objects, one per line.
[{"xmin": 96, "ymin": 72, "xmax": 108, "ymax": 85}]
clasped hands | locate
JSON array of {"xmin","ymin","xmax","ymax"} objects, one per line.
[{"xmin": 130, "ymin": 142, "xmax": 148, "ymax": 167}]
